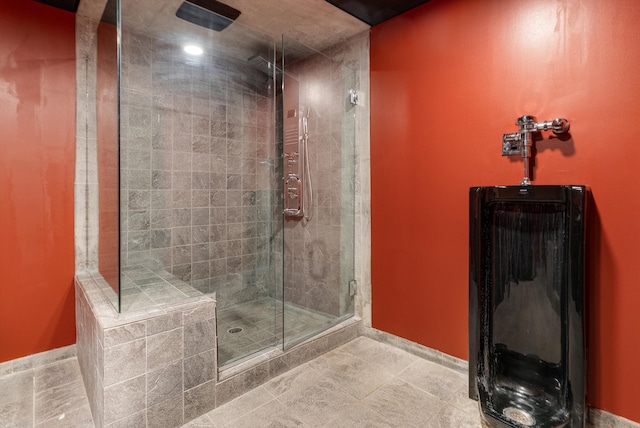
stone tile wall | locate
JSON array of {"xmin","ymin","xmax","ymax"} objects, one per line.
[
  {"xmin": 76, "ymin": 273, "xmax": 217, "ymax": 427},
  {"xmin": 117, "ymin": 29, "xmax": 277, "ymax": 306}
]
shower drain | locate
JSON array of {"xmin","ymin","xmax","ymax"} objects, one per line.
[
  {"xmin": 227, "ymin": 327, "xmax": 243, "ymax": 334},
  {"xmin": 503, "ymin": 407, "xmax": 535, "ymax": 426}
]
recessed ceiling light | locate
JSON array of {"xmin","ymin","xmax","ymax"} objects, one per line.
[{"xmin": 184, "ymin": 45, "xmax": 203, "ymax": 56}]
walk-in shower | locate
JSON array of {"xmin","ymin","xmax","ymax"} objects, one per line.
[{"xmin": 93, "ymin": 0, "xmax": 357, "ymax": 368}]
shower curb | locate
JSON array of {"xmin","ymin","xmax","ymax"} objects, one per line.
[{"xmin": 215, "ymin": 317, "xmax": 361, "ymax": 406}]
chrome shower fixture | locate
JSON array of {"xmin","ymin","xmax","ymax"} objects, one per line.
[{"xmin": 502, "ymin": 115, "xmax": 570, "ymax": 186}]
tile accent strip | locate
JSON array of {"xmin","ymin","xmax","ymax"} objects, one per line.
[{"xmin": 0, "ymin": 345, "xmax": 76, "ymax": 379}]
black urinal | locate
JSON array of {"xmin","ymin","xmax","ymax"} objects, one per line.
[{"xmin": 469, "ymin": 185, "xmax": 588, "ymax": 428}]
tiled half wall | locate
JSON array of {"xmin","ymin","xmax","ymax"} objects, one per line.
[{"xmin": 75, "ymin": 273, "xmax": 360, "ymax": 428}]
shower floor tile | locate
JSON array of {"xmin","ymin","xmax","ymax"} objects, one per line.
[{"xmin": 217, "ymin": 297, "xmax": 336, "ymax": 367}]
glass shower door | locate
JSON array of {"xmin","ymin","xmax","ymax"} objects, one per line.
[
  {"xmin": 281, "ymin": 35, "xmax": 357, "ymax": 349},
  {"xmin": 112, "ymin": 0, "xmax": 282, "ymax": 366}
]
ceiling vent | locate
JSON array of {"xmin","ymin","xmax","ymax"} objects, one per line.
[
  {"xmin": 33, "ymin": 0, "xmax": 80, "ymax": 13},
  {"xmin": 176, "ymin": 0, "xmax": 241, "ymax": 32}
]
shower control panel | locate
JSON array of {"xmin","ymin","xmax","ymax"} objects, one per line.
[
  {"xmin": 283, "ymin": 73, "xmax": 307, "ymax": 218},
  {"xmin": 283, "ymin": 105, "xmax": 304, "ymax": 217},
  {"xmin": 285, "ymin": 151, "xmax": 299, "ymax": 167},
  {"xmin": 285, "ymin": 173, "xmax": 302, "ymax": 215},
  {"xmin": 284, "ymin": 107, "xmax": 304, "ymax": 217}
]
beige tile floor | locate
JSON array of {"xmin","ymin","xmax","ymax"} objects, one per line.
[
  {"xmin": 0, "ymin": 357, "xmax": 93, "ymax": 427},
  {"xmin": 2, "ymin": 336, "xmax": 607, "ymax": 428},
  {"xmin": 184, "ymin": 337, "xmax": 483, "ymax": 428}
]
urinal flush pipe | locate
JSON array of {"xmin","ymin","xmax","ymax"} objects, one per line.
[
  {"xmin": 502, "ymin": 115, "xmax": 570, "ymax": 186},
  {"xmin": 520, "ymin": 127, "xmax": 533, "ymax": 186}
]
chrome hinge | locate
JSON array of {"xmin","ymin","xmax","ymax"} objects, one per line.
[
  {"xmin": 349, "ymin": 279, "xmax": 358, "ymax": 296},
  {"xmin": 349, "ymin": 89, "xmax": 359, "ymax": 106}
]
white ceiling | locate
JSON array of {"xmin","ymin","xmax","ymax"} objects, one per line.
[
  {"xmin": 78, "ymin": 0, "xmax": 370, "ymax": 59},
  {"xmin": 219, "ymin": 0, "xmax": 369, "ymax": 51}
]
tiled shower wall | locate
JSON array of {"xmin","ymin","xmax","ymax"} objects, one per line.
[
  {"xmin": 283, "ymin": 46, "xmax": 357, "ymax": 318},
  {"xmin": 118, "ymin": 30, "xmax": 277, "ymax": 306}
]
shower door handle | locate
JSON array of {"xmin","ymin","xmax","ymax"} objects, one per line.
[{"xmin": 284, "ymin": 174, "xmax": 303, "ymax": 217}]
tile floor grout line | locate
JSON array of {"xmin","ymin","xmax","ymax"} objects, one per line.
[
  {"xmin": 33, "ymin": 357, "xmax": 83, "ymax": 392},
  {"xmin": 428, "ymin": 395, "xmax": 451, "ymax": 425},
  {"xmin": 393, "ymin": 356, "xmax": 419, "ymax": 379}
]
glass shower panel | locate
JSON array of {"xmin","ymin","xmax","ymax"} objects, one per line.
[
  {"xmin": 281, "ymin": 35, "xmax": 357, "ymax": 349},
  {"xmin": 116, "ymin": 0, "xmax": 282, "ymax": 366},
  {"xmin": 101, "ymin": 0, "xmax": 358, "ymax": 369},
  {"xmin": 95, "ymin": 0, "xmax": 120, "ymax": 311}
]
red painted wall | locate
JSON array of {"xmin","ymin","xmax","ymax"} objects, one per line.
[
  {"xmin": 0, "ymin": 1, "xmax": 76, "ymax": 362},
  {"xmin": 371, "ymin": 0, "xmax": 640, "ymax": 422}
]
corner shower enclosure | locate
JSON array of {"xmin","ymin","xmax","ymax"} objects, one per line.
[{"xmin": 94, "ymin": 0, "xmax": 357, "ymax": 367}]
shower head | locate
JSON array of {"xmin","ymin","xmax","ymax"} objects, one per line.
[
  {"xmin": 248, "ymin": 54, "xmax": 282, "ymax": 75},
  {"xmin": 176, "ymin": 0, "xmax": 241, "ymax": 32},
  {"xmin": 302, "ymin": 107, "xmax": 310, "ymax": 134}
]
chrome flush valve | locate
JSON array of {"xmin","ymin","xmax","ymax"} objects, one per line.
[{"xmin": 502, "ymin": 115, "xmax": 570, "ymax": 185}]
